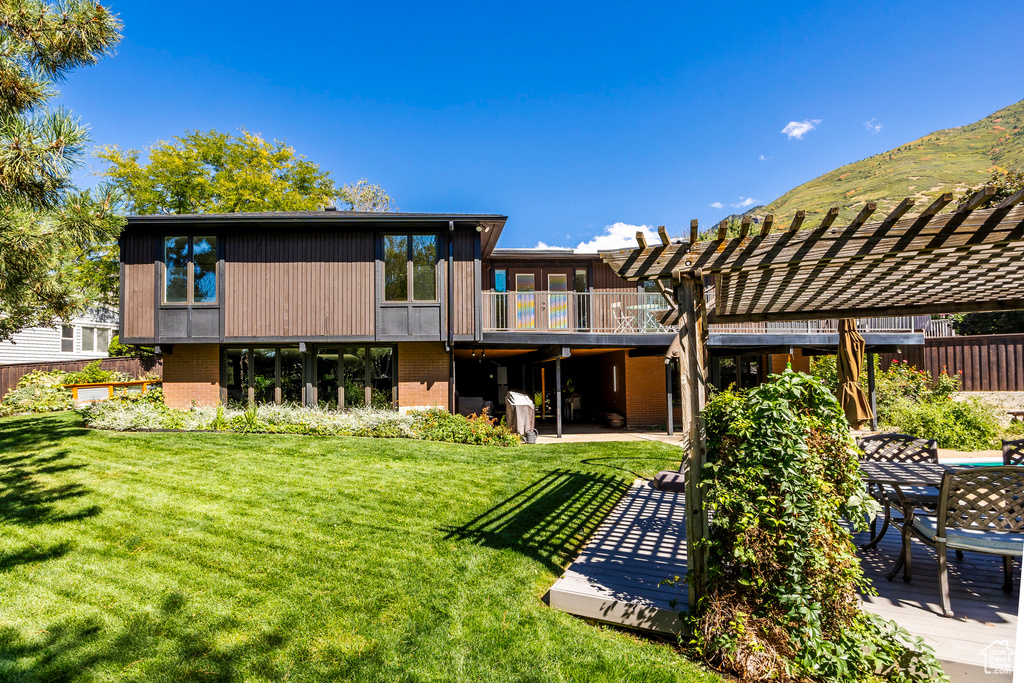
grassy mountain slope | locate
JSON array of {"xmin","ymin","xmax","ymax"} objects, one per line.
[{"xmin": 758, "ymin": 98, "xmax": 1024, "ymax": 225}]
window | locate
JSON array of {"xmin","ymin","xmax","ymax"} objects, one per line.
[
  {"xmin": 164, "ymin": 236, "xmax": 218, "ymax": 304},
  {"xmin": 384, "ymin": 234, "xmax": 437, "ymax": 301},
  {"xmin": 574, "ymin": 269, "xmax": 587, "ymax": 292},
  {"xmin": 81, "ymin": 327, "xmax": 110, "ymax": 353},
  {"xmin": 61, "ymin": 325, "xmax": 74, "ymax": 353},
  {"xmin": 494, "ymin": 269, "xmax": 507, "ymax": 292}
]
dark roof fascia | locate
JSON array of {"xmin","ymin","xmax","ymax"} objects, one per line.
[{"xmin": 126, "ymin": 211, "xmax": 508, "ymax": 258}]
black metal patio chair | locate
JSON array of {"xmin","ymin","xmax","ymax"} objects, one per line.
[{"xmin": 857, "ymin": 434, "xmax": 939, "ymax": 548}]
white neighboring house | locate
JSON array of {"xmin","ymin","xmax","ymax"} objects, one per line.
[{"xmin": 0, "ymin": 306, "xmax": 120, "ymax": 366}]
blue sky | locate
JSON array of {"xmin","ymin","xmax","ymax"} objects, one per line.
[{"xmin": 61, "ymin": 1, "xmax": 1024, "ymax": 250}]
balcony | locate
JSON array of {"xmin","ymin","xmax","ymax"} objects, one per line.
[{"xmin": 482, "ymin": 291, "xmax": 933, "ymax": 337}]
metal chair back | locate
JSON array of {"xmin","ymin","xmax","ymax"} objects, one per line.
[
  {"xmin": 857, "ymin": 433, "xmax": 938, "ymax": 463},
  {"xmin": 1003, "ymin": 438, "xmax": 1024, "ymax": 466},
  {"xmin": 937, "ymin": 466, "xmax": 1024, "ymax": 534}
]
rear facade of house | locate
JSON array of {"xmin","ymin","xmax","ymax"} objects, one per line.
[{"xmin": 119, "ymin": 210, "xmax": 924, "ymax": 427}]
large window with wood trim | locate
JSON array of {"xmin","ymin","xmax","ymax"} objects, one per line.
[
  {"xmin": 383, "ymin": 234, "xmax": 437, "ymax": 301},
  {"xmin": 164, "ymin": 236, "xmax": 218, "ymax": 304}
]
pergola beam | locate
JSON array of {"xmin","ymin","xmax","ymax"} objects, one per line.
[
  {"xmin": 759, "ymin": 214, "xmax": 774, "ymax": 237},
  {"xmin": 958, "ymin": 185, "xmax": 996, "ymax": 213},
  {"xmin": 849, "ymin": 201, "xmax": 877, "ymax": 229},
  {"xmin": 998, "ymin": 187, "xmax": 1024, "ymax": 210},
  {"xmin": 919, "ymin": 192, "xmax": 953, "ymax": 219},
  {"xmin": 787, "ymin": 210, "xmax": 806, "ymax": 233},
  {"xmin": 883, "ymin": 197, "xmax": 915, "ymax": 224}
]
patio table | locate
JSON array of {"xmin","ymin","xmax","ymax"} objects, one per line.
[
  {"xmin": 625, "ymin": 302, "xmax": 667, "ymax": 332},
  {"xmin": 858, "ymin": 461, "xmax": 953, "ymax": 552}
]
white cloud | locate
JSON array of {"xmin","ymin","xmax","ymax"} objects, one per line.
[
  {"xmin": 575, "ymin": 222, "xmax": 661, "ymax": 252},
  {"xmin": 758, "ymin": 154, "xmax": 767, "ymax": 161},
  {"xmin": 781, "ymin": 119, "xmax": 821, "ymax": 140},
  {"xmin": 864, "ymin": 117, "xmax": 882, "ymax": 133},
  {"xmin": 731, "ymin": 196, "xmax": 760, "ymax": 209},
  {"xmin": 532, "ymin": 241, "xmax": 572, "ymax": 250},
  {"xmin": 709, "ymin": 201, "xmax": 724, "ymax": 209}
]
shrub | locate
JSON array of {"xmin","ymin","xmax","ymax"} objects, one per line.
[
  {"xmin": 0, "ymin": 382, "xmax": 74, "ymax": 417},
  {"xmin": 82, "ymin": 401, "xmax": 518, "ymax": 447},
  {"xmin": 885, "ymin": 397, "xmax": 1001, "ymax": 451},
  {"xmin": 63, "ymin": 360, "xmax": 131, "ymax": 385},
  {"xmin": 693, "ymin": 370, "xmax": 946, "ymax": 683},
  {"xmin": 411, "ymin": 408, "xmax": 520, "ymax": 447},
  {"xmin": 107, "ymin": 335, "xmax": 156, "ymax": 358}
]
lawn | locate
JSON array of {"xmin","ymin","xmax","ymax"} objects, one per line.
[{"xmin": 0, "ymin": 412, "xmax": 719, "ymax": 682}]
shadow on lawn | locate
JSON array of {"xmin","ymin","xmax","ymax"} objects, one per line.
[
  {"xmin": 0, "ymin": 592, "xmax": 297, "ymax": 682},
  {"xmin": 443, "ymin": 469, "xmax": 629, "ymax": 572}
]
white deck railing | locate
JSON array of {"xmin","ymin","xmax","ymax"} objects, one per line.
[{"xmin": 482, "ymin": 291, "xmax": 935, "ymax": 336}]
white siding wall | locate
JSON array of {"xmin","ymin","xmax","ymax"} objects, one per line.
[{"xmin": 0, "ymin": 308, "xmax": 120, "ymax": 366}]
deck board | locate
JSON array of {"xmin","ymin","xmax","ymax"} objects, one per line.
[{"xmin": 549, "ymin": 479, "xmax": 1018, "ymax": 679}]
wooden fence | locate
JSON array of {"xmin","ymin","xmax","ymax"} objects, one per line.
[
  {"xmin": 880, "ymin": 334, "xmax": 1024, "ymax": 392},
  {"xmin": 0, "ymin": 356, "xmax": 162, "ymax": 399}
]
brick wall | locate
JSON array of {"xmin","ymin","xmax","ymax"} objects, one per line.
[
  {"xmin": 163, "ymin": 344, "xmax": 220, "ymax": 408},
  {"xmin": 624, "ymin": 353, "xmax": 674, "ymax": 427},
  {"xmin": 397, "ymin": 342, "xmax": 450, "ymax": 410},
  {"xmin": 769, "ymin": 348, "xmax": 811, "ymax": 375}
]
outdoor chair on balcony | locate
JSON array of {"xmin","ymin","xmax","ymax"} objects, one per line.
[
  {"xmin": 857, "ymin": 434, "xmax": 939, "ymax": 548},
  {"xmin": 610, "ymin": 302, "xmax": 636, "ymax": 333},
  {"xmin": 895, "ymin": 466, "xmax": 1024, "ymax": 617},
  {"xmin": 1004, "ymin": 438, "xmax": 1024, "ymax": 466}
]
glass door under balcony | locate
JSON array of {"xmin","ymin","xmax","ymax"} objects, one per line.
[
  {"xmin": 548, "ymin": 274, "xmax": 568, "ymax": 330},
  {"xmin": 515, "ymin": 274, "xmax": 536, "ymax": 329}
]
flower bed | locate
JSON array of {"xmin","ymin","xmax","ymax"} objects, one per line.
[{"xmin": 83, "ymin": 399, "xmax": 521, "ymax": 447}]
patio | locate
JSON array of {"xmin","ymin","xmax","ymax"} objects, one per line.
[{"xmin": 548, "ymin": 480, "xmax": 1017, "ymax": 681}]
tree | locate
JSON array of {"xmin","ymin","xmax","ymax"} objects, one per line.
[
  {"xmin": 90, "ymin": 130, "xmax": 396, "ymax": 305},
  {"xmin": 0, "ymin": 0, "xmax": 124, "ymax": 341},
  {"xmin": 98, "ymin": 129, "xmax": 396, "ymax": 215}
]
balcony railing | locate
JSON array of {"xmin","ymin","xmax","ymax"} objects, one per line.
[
  {"xmin": 482, "ymin": 291, "xmax": 935, "ymax": 336},
  {"xmin": 483, "ymin": 291, "xmax": 675, "ymax": 334}
]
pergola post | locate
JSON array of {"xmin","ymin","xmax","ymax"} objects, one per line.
[
  {"xmin": 867, "ymin": 352, "xmax": 878, "ymax": 431},
  {"xmin": 665, "ymin": 358, "xmax": 674, "ymax": 436},
  {"xmin": 555, "ymin": 357, "xmax": 563, "ymax": 438},
  {"xmin": 677, "ymin": 275, "xmax": 708, "ymax": 610}
]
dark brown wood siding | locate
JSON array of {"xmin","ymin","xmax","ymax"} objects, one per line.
[
  {"xmin": 592, "ymin": 260, "xmax": 636, "ymax": 292},
  {"xmin": 451, "ymin": 229, "xmax": 477, "ymax": 337},
  {"xmin": 880, "ymin": 334, "xmax": 1024, "ymax": 391},
  {"xmin": 224, "ymin": 231, "xmax": 375, "ymax": 338},
  {"xmin": 122, "ymin": 233, "xmax": 155, "ymax": 339}
]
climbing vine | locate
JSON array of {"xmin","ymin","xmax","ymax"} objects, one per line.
[{"xmin": 689, "ymin": 370, "xmax": 947, "ymax": 683}]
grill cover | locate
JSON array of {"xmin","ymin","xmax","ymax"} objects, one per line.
[{"xmin": 505, "ymin": 391, "xmax": 536, "ymax": 436}]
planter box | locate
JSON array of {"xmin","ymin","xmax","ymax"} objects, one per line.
[{"xmin": 63, "ymin": 380, "xmax": 157, "ymax": 405}]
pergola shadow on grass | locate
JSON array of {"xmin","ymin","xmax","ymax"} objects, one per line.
[
  {"xmin": 443, "ymin": 469, "xmax": 629, "ymax": 573},
  {"xmin": 0, "ymin": 412, "xmax": 719, "ymax": 683}
]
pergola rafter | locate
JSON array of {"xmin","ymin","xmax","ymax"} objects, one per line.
[
  {"xmin": 603, "ymin": 191, "xmax": 1024, "ymax": 324},
  {"xmin": 600, "ymin": 188, "xmax": 1024, "ymax": 612}
]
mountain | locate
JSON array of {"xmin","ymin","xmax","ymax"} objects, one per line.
[{"xmin": 754, "ymin": 98, "xmax": 1024, "ymax": 225}]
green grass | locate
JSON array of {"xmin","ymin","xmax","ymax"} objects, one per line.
[{"xmin": 0, "ymin": 412, "xmax": 719, "ymax": 682}]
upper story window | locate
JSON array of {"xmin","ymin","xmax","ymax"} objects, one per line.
[
  {"xmin": 61, "ymin": 325, "xmax": 74, "ymax": 352},
  {"xmin": 81, "ymin": 327, "xmax": 110, "ymax": 353},
  {"xmin": 164, "ymin": 236, "xmax": 218, "ymax": 304},
  {"xmin": 384, "ymin": 234, "xmax": 437, "ymax": 302}
]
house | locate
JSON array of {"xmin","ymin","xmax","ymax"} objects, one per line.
[
  {"xmin": 0, "ymin": 306, "xmax": 119, "ymax": 366},
  {"xmin": 118, "ymin": 211, "xmax": 924, "ymax": 427}
]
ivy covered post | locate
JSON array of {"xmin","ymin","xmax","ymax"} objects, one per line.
[{"xmin": 675, "ymin": 274, "xmax": 709, "ymax": 610}]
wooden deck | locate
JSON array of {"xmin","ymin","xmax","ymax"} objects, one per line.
[
  {"xmin": 547, "ymin": 480, "xmax": 689, "ymax": 634},
  {"xmin": 549, "ymin": 480, "xmax": 1018, "ymax": 680}
]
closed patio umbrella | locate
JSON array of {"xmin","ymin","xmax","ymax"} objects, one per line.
[{"xmin": 837, "ymin": 318, "xmax": 873, "ymax": 427}]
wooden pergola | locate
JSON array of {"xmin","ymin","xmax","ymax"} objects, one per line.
[{"xmin": 600, "ymin": 186, "xmax": 1024, "ymax": 609}]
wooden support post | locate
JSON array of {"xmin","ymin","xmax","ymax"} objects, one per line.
[
  {"xmin": 666, "ymin": 359, "xmax": 674, "ymax": 436},
  {"xmin": 919, "ymin": 192, "xmax": 953, "ymax": 219},
  {"xmin": 716, "ymin": 221, "xmax": 728, "ymax": 241},
  {"xmin": 689, "ymin": 219, "xmax": 699, "ymax": 245},
  {"xmin": 883, "ymin": 198, "xmax": 915, "ymax": 224},
  {"xmin": 556, "ymin": 357, "xmax": 563, "ymax": 438},
  {"xmin": 540, "ymin": 366, "xmax": 546, "ymax": 420},
  {"xmin": 676, "ymin": 276, "xmax": 708, "ymax": 611},
  {"xmin": 739, "ymin": 216, "xmax": 751, "ymax": 239},
  {"xmin": 636, "ymin": 231, "xmax": 648, "ymax": 249},
  {"xmin": 867, "ymin": 352, "xmax": 877, "ymax": 431},
  {"xmin": 658, "ymin": 225, "xmax": 670, "ymax": 246},
  {"xmin": 787, "ymin": 210, "xmax": 805, "ymax": 233},
  {"xmin": 849, "ymin": 201, "xmax": 877, "ymax": 229},
  {"xmin": 759, "ymin": 214, "xmax": 774, "ymax": 237},
  {"xmin": 819, "ymin": 207, "xmax": 840, "ymax": 230}
]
